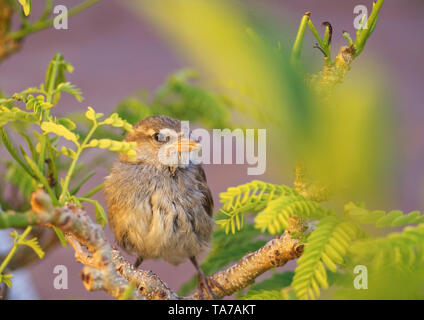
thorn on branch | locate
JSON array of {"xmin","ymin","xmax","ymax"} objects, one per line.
[
  {"xmin": 322, "ymin": 21, "xmax": 333, "ymax": 45},
  {"xmin": 313, "ymin": 43, "xmax": 327, "ymax": 57}
]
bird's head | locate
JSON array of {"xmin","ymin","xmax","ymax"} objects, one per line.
[{"xmin": 120, "ymin": 115, "xmax": 201, "ymax": 168}]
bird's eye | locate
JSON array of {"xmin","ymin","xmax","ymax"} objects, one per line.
[{"xmin": 153, "ymin": 132, "xmax": 170, "ymax": 143}]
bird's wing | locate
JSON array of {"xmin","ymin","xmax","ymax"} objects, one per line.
[{"xmin": 196, "ymin": 166, "xmax": 214, "ymax": 217}]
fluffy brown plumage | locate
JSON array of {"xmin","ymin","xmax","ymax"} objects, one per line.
[{"xmin": 104, "ymin": 115, "xmax": 215, "ymax": 296}]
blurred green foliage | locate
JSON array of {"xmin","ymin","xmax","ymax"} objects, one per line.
[
  {"xmin": 131, "ymin": 0, "xmax": 424, "ymax": 300},
  {"xmin": 2, "ymin": 0, "xmax": 422, "ymax": 301}
]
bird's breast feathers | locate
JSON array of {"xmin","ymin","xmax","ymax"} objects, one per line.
[{"xmin": 105, "ymin": 161, "xmax": 214, "ymax": 264}]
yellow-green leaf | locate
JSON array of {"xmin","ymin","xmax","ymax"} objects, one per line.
[
  {"xmin": 41, "ymin": 122, "xmax": 79, "ymax": 145},
  {"xmin": 60, "ymin": 146, "xmax": 76, "ymax": 159},
  {"xmin": 55, "ymin": 82, "xmax": 83, "ymax": 102},
  {"xmin": 78, "ymin": 198, "xmax": 108, "ymax": 227},
  {"xmin": 53, "ymin": 226, "xmax": 67, "ymax": 247},
  {"xmin": 0, "ymin": 274, "xmax": 14, "ymax": 288},
  {"xmin": 86, "ymin": 138, "xmax": 136, "ymax": 157},
  {"xmin": 0, "ymin": 106, "xmax": 38, "ymax": 126},
  {"xmin": 103, "ymin": 113, "xmax": 134, "ymax": 132},
  {"xmin": 85, "ymin": 106, "xmax": 103, "ymax": 122},
  {"xmin": 57, "ymin": 118, "xmax": 76, "ymax": 130},
  {"xmin": 21, "ymin": 237, "xmax": 45, "ymax": 259},
  {"xmin": 18, "ymin": 0, "xmax": 32, "ymax": 16},
  {"xmin": 94, "ymin": 201, "xmax": 108, "ymax": 227}
]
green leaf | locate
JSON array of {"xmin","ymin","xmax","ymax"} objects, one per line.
[
  {"xmin": 55, "ymin": 82, "xmax": 83, "ymax": 102},
  {"xmin": 82, "ymin": 183, "xmax": 104, "ymax": 198},
  {"xmin": 103, "ymin": 113, "xmax": 134, "ymax": 132},
  {"xmin": 78, "ymin": 198, "xmax": 108, "ymax": 227},
  {"xmin": 17, "ymin": 86, "xmax": 43, "ymax": 97},
  {"xmin": 0, "ymin": 106, "xmax": 38, "ymax": 126},
  {"xmin": 44, "ymin": 53, "xmax": 74, "ymax": 102},
  {"xmin": 349, "ymin": 223, "xmax": 424, "ymax": 271},
  {"xmin": 19, "ymin": 131, "xmax": 37, "ymax": 160},
  {"xmin": 9, "ymin": 230, "xmax": 20, "ymax": 240},
  {"xmin": 41, "ymin": 121, "xmax": 79, "ymax": 146},
  {"xmin": 86, "ymin": 138, "xmax": 136, "ymax": 159},
  {"xmin": 25, "ymin": 95, "xmax": 52, "ymax": 112},
  {"xmin": 59, "ymin": 146, "xmax": 77, "ymax": 159},
  {"xmin": 115, "ymin": 68, "xmax": 230, "ymax": 130},
  {"xmin": 21, "ymin": 237, "xmax": 45, "ymax": 258},
  {"xmin": 70, "ymin": 171, "xmax": 96, "ymax": 195},
  {"xmin": 53, "ymin": 226, "xmax": 67, "ymax": 247},
  {"xmin": 4, "ymin": 161, "xmax": 34, "ymax": 200},
  {"xmin": 0, "ymin": 274, "xmax": 14, "ymax": 288},
  {"xmin": 217, "ymin": 181, "xmax": 297, "ymax": 234},
  {"xmin": 291, "ymin": 217, "xmax": 363, "ymax": 300},
  {"xmin": 254, "ymin": 194, "xmax": 328, "ymax": 234},
  {"xmin": 22, "ymin": 153, "xmax": 56, "ymax": 201},
  {"xmin": 345, "ymin": 202, "xmax": 424, "ymax": 227},
  {"xmin": 18, "ymin": 0, "xmax": 32, "ymax": 16},
  {"xmin": 291, "ymin": 12, "xmax": 310, "ymax": 63},
  {"xmin": 376, "ymin": 211, "xmax": 405, "ymax": 227},
  {"xmin": 85, "ymin": 106, "xmax": 103, "ymax": 122},
  {"xmin": 240, "ymin": 289, "xmax": 290, "ymax": 300},
  {"xmin": 56, "ymin": 118, "xmax": 76, "ymax": 130},
  {"xmin": 249, "ymin": 271, "xmax": 294, "ymax": 291},
  {"xmin": 0, "ymin": 127, "xmax": 36, "ymax": 179},
  {"xmin": 93, "ymin": 201, "xmax": 108, "ymax": 227}
]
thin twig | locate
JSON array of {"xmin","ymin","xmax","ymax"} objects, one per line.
[{"xmin": 10, "ymin": 0, "xmax": 101, "ymax": 41}]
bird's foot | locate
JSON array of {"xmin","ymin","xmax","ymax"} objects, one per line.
[
  {"xmin": 134, "ymin": 256, "xmax": 143, "ymax": 269},
  {"xmin": 197, "ymin": 273, "xmax": 215, "ymax": 300},
  {"xmin": 190, "ymin": 256, "xmax": 222, "ymax": 300}
]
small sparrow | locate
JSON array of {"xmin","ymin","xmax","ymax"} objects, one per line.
[{"xmin": 104, "ymin": 115, "xmax": 215, "ymax": 298}]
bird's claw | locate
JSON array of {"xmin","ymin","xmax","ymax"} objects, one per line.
[{"xmin": 197, "ymin": 274, "xmax": 215, "ymax": 300}]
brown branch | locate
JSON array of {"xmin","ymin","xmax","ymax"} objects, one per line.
[
  {"xmin": 66, "ymin": 235, "xmax": 96, "ymax": 268},
  {"xmin": 30, "ymin": 189, "xmax": 145, "ymax": 300},
  {"xmin": 189, "ymin": 232, "xmax": 303, "ymax": 299},
  {"xmin": 30, "ymin": 189, "xmax": 303, "ymax": 300},
  {"xmin": 111, "ymin": 250, "xmax": 181, "ymax": 300},
  {"xmin": 0, "ymin": 1, "xmax": 101, "ymax": 64},
  {"xmin": 0, "ymin": 1, "xmax": 20, "ymax": 61}
]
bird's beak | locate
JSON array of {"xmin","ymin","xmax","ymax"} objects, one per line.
[{"xmin": 176, "ymin": 137, "xmax": 202, "ymax": 153}]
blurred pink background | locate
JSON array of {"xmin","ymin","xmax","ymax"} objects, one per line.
[{"xmin": 0, "ymin": 0, "xmax": 423, "ymax": 299}]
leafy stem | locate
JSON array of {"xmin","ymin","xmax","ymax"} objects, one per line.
[
  {"xmin": 353, "ymin": 0, "xmax": 385, "ymax": 56},
  {"xmin": 0, "ymin": 226, "xmax": 32, "ymax": 278},
  {"xmin": 40, "ymin": 0, "xmax": 54, "ymax": 21},
  {"xmin": 0, "ymin": 211, "xmax": 37, "ymax": 229},
  {"xmin": 0, "ymin": 127, "xmax": 35, "ymax": 180},
  {"xmin": 82, "ymin": 183, "xmax": 104, "ymax": 198},
  {"xmin": 291, "ymin": 12, "xmax": 310, "ymax": 65},
  {"xmin": 59, "ymin": 122, "xmax": 99, "ymax": 202},
  {"xmin": 0, "ymin": 224, "xmax": 45, "ymax": 287},
  {"xmin": 10, "ymin": 0, "xmax": 101, "ymax": 40}
]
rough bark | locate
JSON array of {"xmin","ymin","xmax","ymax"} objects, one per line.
[{"xmin": 29, "ymin": 189, "xmax": 303, "ymax": 300}]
